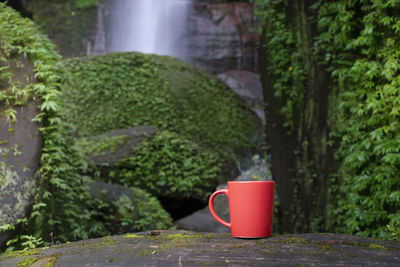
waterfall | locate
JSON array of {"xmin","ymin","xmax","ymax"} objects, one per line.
[{"xmin": 104, "ymin": 0, "xmax": 191, "ymax": 58}]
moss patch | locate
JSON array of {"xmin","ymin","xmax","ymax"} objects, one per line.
[
  {"xmin": 16, "ymin": 256, "xmax": 38, "ymax": 267},
  {"xmin": 1, "ymin": 248, "xmax": 42, "ymax": 259},
  {"xmin": 59, "ymin": 52, "xmax": 260, "ymax": 156},
  {"xmin": 59, "ymin": 52, "xmax": 261, "ymax": 201}
]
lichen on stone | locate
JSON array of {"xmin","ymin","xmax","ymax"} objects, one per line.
[{"xmin": 0, "ymin": 161, "xmax": 38, "ymax": 228}]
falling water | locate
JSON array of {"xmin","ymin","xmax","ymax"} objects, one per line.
[{"xmin": 104, "ymin": 0, "xmax": 191, "ymax": 58}]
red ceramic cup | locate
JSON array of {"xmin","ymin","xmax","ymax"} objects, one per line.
[{"xmin": 208, "ymin": 181, "xmax": 275, "ymax": 238}]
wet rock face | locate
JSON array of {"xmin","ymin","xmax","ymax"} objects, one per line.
[
  {"xmin": 0, "ymin": 55, "xmax": 42, "ymax": 249},
  {"xmin": 218, "ymin": 70, "xmax": 265, "ymax": 123},
  {"xmin": 185, "ymin": 2, "xmax": 259, "ymax": 73}
]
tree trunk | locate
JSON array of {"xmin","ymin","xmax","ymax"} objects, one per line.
[{"xmin": 259, "ymin": 0, "xmax": 335, "ymax": 233}]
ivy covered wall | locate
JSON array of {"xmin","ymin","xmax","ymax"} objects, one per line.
[{"xmin": 253, "ymin": 0, "xmax": 400, "ymax": 239}]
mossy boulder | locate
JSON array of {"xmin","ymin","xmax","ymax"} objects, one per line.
[
  {"xmin": 0, "ymin": 6, "xmax": 48, "ymax": 248},
  {"xmin": 78, "ymin": 126, "xmax": 158, "ymax": 165},
  {"xmin": 58, "ymin": 52, "xmax": 262, "ymax": 204},
  {"xmin": 86, "ymin": 181, "xmax": 172, "ymax": 234}
]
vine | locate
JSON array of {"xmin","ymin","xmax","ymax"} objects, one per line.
[
  {"xmin": 253, "ymin": 0, "xmax": 400, "ymax": 239},
  {"xmin": 316, "ymin": 0, "xmax": 400, "ymax": 239},
  {"xmin": 0, "ymin": 4, "xmax": 170, "ymax": 251}
]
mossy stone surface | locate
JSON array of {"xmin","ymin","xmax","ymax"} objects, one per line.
[
  {"xmin": 59, "ymin": 52, "xmax": 262, "ymax": 203},
  {"xmin": 1, "ymin": 231, "xmax": 399, "ymax": 266},
  {"xmin": 0, "ymin": 53, "xmax": 42, "ymax": 249},
  {"xmin": 78, "ymin": 126, "xmax": 157, "ymax": 165},
  {"xmin": 59, "ymin": 52, "xmax": 261, "ymax": 157},
  {"xmin": 86, "ymin": 180, "xmax": 172, "ymax": 233}
]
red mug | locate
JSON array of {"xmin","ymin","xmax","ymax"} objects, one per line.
[{"xmin": 208, "ymin": 181, "xmax": 275, "ymax": 238}]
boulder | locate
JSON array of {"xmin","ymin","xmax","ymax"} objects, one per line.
[
  {"xmin": 78, "ymin": 126, "xmax": 158, "ymax": 166},
  {"xmin": 60, "ymin": 52, "xmax": 262, "ymax": 213},
  {"xmin": 218, "ymin": 70, "xmax": 265, "ymax": 123},
  {"xmin": 86, "ymin": 180, "xmax": 172, "ymax": 234},
  {"xmin": 0, "ymin": 55, "xmax": 42, "ymax": 249},
  {"xmin": 1, "ymin": 231, "xmax": 399, "ymax": 266},
  {"xmin": 185, "ymin": 2, "xmax": 259, "ymax": 73}
]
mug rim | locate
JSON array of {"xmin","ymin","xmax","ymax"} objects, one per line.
[{"xmin": 227, "ymin": 180, "xmax": 274, "ymax": 184}]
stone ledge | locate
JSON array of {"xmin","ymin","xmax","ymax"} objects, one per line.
[{"xmin": 1, "ymin": 230, "xmax": 399, "ymax": 266}]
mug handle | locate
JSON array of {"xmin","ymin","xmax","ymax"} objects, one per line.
[{"xmin": 208, "ymin": 189, "xmax": 231, "ymax": 228}]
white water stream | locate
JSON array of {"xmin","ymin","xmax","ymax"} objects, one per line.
[{"xmin": 104, "ymin": 0, "xmax": 192, "ymax": 58}]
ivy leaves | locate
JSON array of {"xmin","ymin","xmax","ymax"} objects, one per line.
[
  {"xmin": 253, "ymin": 0, "xmax": 400, "ymax": 239},
  {"xmin": 312, "ymin": 0, "xmax": 400, "ymax": 239},
  {"xmin": 117, "ymin": 131, "xmax": 220, "ymax": 201}
]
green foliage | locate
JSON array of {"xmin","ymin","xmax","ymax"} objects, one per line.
[
  {"xmin": 27, "ymin": 0, "xmax": 98, "ymax": 57},
  {"xmin": 387, "ymin": 221, "xmax": 400, "ymax": 241},
  {"xmin": 0, "ymin": 4, "xmax": 169, "ymax": 251},
  {"xmin": 92, "ymin": 186, "xmax": 172, "ymax": 235},
  {"xmin": 254, "ymin": 0, "xmax": 400, "ymax": 239},
  {"xmin": 77, "ymin": 135, "xmax": 129, "ymax": 157},
  {"xmin": 251, "ymin": 0, "xmax": 306, "ymax": 133},
  {"xmin": 251, "ymin": 0, "xmax": 329, "ymax": 234},
  {"xmin": 0, "ymin": 3, "xmax": 101, "ymax": 248},
  {"xmin": 314, "ymin": 0, "xmax": 400, "ymax": 240},
  {"xmin": 116, "ymin": 131, "xmax": 220, "ymax": 201},
  {"xmin": 74, "ymin": 0, "xmax": 98, "ymax": 10},
  {"xmin": 59, "ymin": 52, "xmax": 260, "ymax": 199},
  {"xmin": 59, "ymin": 52, "xmax": 259, "ymax": 158},
  {"xmin": 119, "ymin": 187, "xmax": 172, "ymax": 231}
]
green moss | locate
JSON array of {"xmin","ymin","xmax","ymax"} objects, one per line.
[
  {"xmin": 59, "ymin": 52, "xmax": 260, "ymax": 158},
  {"xmin": 124, "ymin": 234, "xmax": 143, "ymax": 239},
  {"xmin": 343, "ymin": 241, "xmax": 389, "ymax": 251},
  {"xmin": 0, "ymin": 3, "xmax": 120, "ymax": 249},
  {"xmin": 60, "ymin": 52, "xmax": 260, "ymax": 201},
  {"xmin": 280, "ymin": 237, "xmax": 308, "ymax": 244},
  {"xmin": 163, "ymin": 233, "xmax": 202, "ymax": 240},
  {"xmin": 116, "ymin": 131, "xmax": 220, "ymax": 200},
  {"xmin": 368, "ymin": 244, "xmax": 386, "ymax": 250},
  {"xmin": 16, "ymin": 257, "xmax": 38, "ymax": 267},
  {"xmin": 41, "ymin": 254, "xmax": 62, "ymax": 267},
  {"xmin": 321, "ymin": 244, "xmax": 333, "ymax": 250},
  {"xmin": 77, "ymin": 135, "xmax": 129, "ymax": 158},
  {"xmin": 1, "ymin": 248, "xmax": 42, "ymax": 259}
]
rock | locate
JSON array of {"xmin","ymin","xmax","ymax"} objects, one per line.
[
  {"xmin": 175, "ymin": 193, "xmax": 230, "ymax": 233},
  {"xmin": 185, "ymin": 2, "xmax": 259, "ymax": 73},
  {"xmin": 175, "ymin": 158, "xmax": 272, "ymax": 232},
  {"xmin": 78, "ymin": 126, "xmax": 157, "ymax": 166},
  {"xmin": 85, "ymin": 180, "xmax": 172, "ymax": 234},
  {"xmin": 0, "ymin": 55, "xmax": 42, "ymax": 249},
  {"xmin": 60, "ymin": 52, "xmax": 262, "ymax": 216},
  {"xmin": 218, "ymin": 70, "xmax": 265, "ymax": 123},
  {"xmin": 1, "ymin": 231, "xmax": 399, "ymax": 266},
  {"xmin": 28, "ymin": 1, "xmax": 258, "ymax": 74}
]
